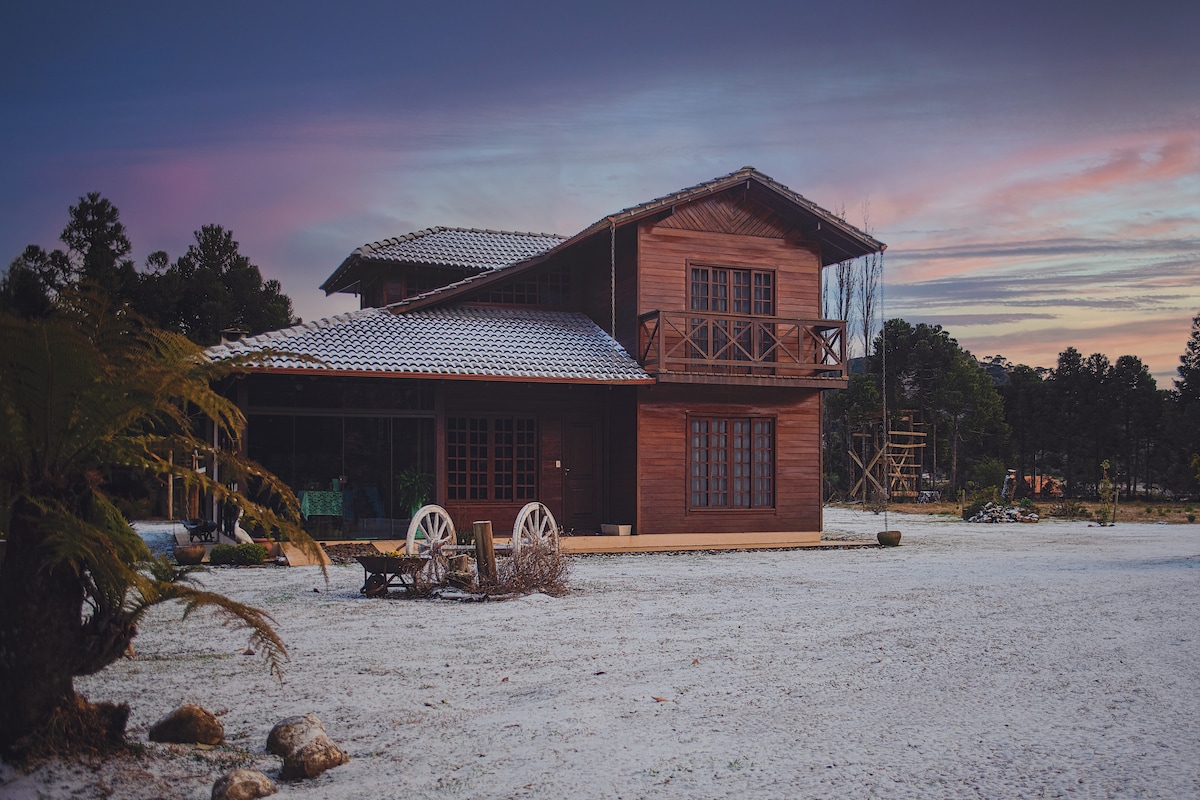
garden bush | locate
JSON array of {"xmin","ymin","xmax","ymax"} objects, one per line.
[{"xmin": 209, "ymin": 543, "xmax": 267, "ymax": 566}]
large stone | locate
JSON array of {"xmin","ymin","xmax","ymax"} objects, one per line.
[
  {"xmin": 211, "ymin": 768, "xmax": 277, "ymax": 800},
  {"xmin": 280, "ymin": 736, "xmax": 351, "ymax": 780},
  {"xmin": 148, "ymin": 704, "xmax": 224, "ymax": 746},
  {"xmin": 265, "ymin": 713, "xmax": 324, "ymax": 757},
  {"xmin": 266, "ymin": 714, "xmax": 350, "ymax": 781}
]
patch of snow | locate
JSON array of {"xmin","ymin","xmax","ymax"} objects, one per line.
[
  {"xmin": 3, "ymin": 508, "xmax": 1199, "ymax": 798},
  {"xmin": 134, "ymin": 520, "xmax": 183, "ymax": 559}
]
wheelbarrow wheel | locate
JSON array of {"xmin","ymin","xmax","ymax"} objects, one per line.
[{"xmin": 362, "ymin": 572, "xmax": 388, "ymax": 597}]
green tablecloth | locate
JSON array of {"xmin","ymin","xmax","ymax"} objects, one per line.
[{"xmin": 299, "ymin": 490, "xmax": 343, "ymax": 520}]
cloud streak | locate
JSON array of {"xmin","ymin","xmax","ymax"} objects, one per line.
[{"xmin": 1, "ymin": 1, "xmax": 1196, "ymax": 381}]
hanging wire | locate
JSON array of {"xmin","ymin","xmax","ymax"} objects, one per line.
[
  {"xmin": 609, "ymin": 219, "xmax": 619, "ymax": 374},
  {"xmin": 610, "ymin": 220, "xmax": 617, "ymax": 339},
  {"xmin": 880, "ymin": 247, "xmax": 889, "ymax": 533}
]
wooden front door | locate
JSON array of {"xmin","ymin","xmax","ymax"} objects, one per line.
[{"xmin": 562, "ymin": 416, "xmax": 604, "ymax": 532}]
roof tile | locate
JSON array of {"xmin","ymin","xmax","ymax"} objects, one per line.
[
  {"xmin": 209, "ymin": 306, "xmax": 652, "ymax": 383},
  {"xmin": 353, "ymin": 227, "xmax": 565, "ymax": 272}
]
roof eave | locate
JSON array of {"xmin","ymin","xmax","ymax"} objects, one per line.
[{"xmin": 230, "ymin": 365, "xmax": 653, "ymax": 385}]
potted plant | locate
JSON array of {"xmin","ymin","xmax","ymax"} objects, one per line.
[
  {"xmin": 173, "ymin": 544, "xmax": 206, "ymax": 565},
  {"xmin": 395, "ymin": 468, "xmax": 432, "ymax": 518}
]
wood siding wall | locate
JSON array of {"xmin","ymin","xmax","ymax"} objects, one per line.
[
  {"xmin": 638, "ymin": 211, "xmax": 822, "ymax": 320},
  {"xmin": 573, "ymin": 227, "xmax": 639, "ymax": 354},
  {"xmin": 635, "ymin": 384, "xmax": 823, "ymax": 534},
  {"xmin": 438, "ymin": 381, "xmax": 637, "ymax": 535}
]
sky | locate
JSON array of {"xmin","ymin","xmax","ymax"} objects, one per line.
[{"xmin": 2, "ymin": 1, "xmax": 1197, "ymax": 381}]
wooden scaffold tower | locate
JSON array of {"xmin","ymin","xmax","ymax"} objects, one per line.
[{"xmin": 849, "ymin": 413, "xmax": 927, "ymax": 503}]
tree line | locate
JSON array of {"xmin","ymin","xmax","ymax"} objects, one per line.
[
  {"xmin": 0, "ymin": 192, "xmax": 297, "ymax": 344},
  {"xmin": 824, "ymin": 317, "xmax": 1200, "ymax": 501}
]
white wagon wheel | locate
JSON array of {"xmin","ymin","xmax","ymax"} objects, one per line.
[
  {"xmin": 406, "ymin": 504, "xmax": 456, "ymax": 581},
  {"xmin": 512, "ymin": 502, "xmax": 559, "ymax": 555}
]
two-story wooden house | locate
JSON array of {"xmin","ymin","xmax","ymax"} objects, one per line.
[{"xmin": 211, "ymin": 167, "xmax": 884, "ymax": 551}]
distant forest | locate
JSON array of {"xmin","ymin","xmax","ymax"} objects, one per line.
[{"xmin": 823, "ymin": 317, "xmax": 1200, "ymax": 502}]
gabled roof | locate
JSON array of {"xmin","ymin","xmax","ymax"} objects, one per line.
[
  {"xmin": 573, "ymin": 166, "xmax": 885, "ymax": 264},
  {"xmin": 320, "ymin": 227, "xmax": 565, "ymax": 294},
  {"xmin": 387, "ymin": 167, "xmax": 886, "ymax": 314},
  {"xmin": 208, "ymin": 306, "xmax": 652, "ymax": 384}
]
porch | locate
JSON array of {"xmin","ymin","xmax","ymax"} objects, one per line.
[{"xmin": 346, "ymin": 530, "xmax": 871, "ymax": 556}]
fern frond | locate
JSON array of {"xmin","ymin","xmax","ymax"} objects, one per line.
[{"xmin": 155, "ymin": 584, "xmax": 289, "ymax": 681}]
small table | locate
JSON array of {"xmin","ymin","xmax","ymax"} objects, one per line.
[{"xmin": 299, "ymin": 490, "xmax": 343, "ymax": 520}]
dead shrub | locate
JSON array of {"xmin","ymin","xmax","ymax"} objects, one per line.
[
  {"xmin": 481, "ymin": 542, "xmax": 572, "ymax": 598},
  {"xmin": 1048, "ymin": 499, "xmax": 1088, "ymax": 520}
]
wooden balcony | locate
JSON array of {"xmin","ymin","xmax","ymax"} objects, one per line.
[{"xmin": 637, "ymin": 310, "xmax": 847, "ymax": 386}]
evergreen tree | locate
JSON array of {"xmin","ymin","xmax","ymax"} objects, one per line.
[
  {"xmin": 1171, "ymin": 313, "xmax": 1200, "ymax": 494},
  {"xmin": 871, "ymin": 319, "xmax": 1007, "ymax": 492},
  {"xmin": 142, "ymin": 225, "xmax": 296, "ymax": 346},
  {"xmin": 1177, "ymin": 312, "xmax": 1200, "ymax": 404},
  {"xmin": 60, "ymin": 193, "xmax": 137, "ymax": 295}
]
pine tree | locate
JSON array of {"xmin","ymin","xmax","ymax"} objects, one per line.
[{"xmin": 1176, "ymin": 312, "xmax": 1200, "ymax": 404}]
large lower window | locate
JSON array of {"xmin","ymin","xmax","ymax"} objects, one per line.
[
  {"xmin": 447, "ymin": 417, "xmax": 537, "ymax": 501},
  {"xmin": 690, "ymin": 417, "xmax": 774, "ymax": 509}
]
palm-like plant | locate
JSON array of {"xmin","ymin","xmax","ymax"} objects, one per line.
[{"xmin": 0, "ymin": 288, "xmax": 319, "ymax": 758}]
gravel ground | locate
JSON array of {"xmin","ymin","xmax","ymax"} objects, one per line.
[{"xmin": 3, "ymin": 508, "xmax": 1198, "ymax": 799}]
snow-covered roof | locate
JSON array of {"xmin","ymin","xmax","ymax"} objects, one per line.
[
  {"xmin": 321, "ymin": 227, "xmax": 565, "ymax": 294},
  {"xmin": 208, "ymin": 306, "xmax": 652, "ymax": 384}
]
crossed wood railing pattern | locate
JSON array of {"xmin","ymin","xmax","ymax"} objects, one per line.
[{"xmin": 637, "ymin": 310, "xmax": 846, "ymax": 379}]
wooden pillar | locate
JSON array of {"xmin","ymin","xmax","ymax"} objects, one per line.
[
  {"xmin": 473, "ymin": 520, "xmax": 497, "ymax": 586},
  {"xmin": 167, "ymin": 451, "xmax": 174, "ymax": 520}
]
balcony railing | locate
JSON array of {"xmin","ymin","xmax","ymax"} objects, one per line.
[{"xmin": 637, "ymin": 310, "xmax": 846, "ymax": 380}]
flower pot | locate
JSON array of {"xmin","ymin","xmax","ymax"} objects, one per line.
[
  {"xmin": 174, "ymin": 544, "xmax": 207, "ymax": 565},
  {"xmin": 877, "ymin": 530, "xmax": 902, "ymax": 547}
]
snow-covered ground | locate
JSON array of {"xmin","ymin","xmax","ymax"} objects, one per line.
[{"xmin": 4, "ymin": 508, "xmax": 1199, "ymax": 799}]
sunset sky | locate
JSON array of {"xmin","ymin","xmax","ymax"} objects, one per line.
[{"xmin": 3, "ymin": 1, "xmax": 1197, "ymax": 381}]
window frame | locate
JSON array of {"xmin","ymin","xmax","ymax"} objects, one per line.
[
  {"xmin": 688, "ymin": 264, "xmax": 775, "ymax": 317},
  {"xmin": 687, "ymin": 414, "xmax": 776, "ymax": 512},
  {"xmin": 446, "ymin": 415, "xmax": 538, "ymax": 503}
]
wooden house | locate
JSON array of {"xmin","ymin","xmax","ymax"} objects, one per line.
[{"xmin": 211, "ymin": 167, "xmax": 885, "ymax": 551}]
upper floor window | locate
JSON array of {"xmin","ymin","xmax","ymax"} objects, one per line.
[
  {"xmin": 477, "ymin": 266, "xmax": 571, "ymax": 306},
  {"xmin": 690, "ymin": 267, "xmax": 774, "ymax": 316}
]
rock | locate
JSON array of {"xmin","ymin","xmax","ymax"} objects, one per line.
[
  {"xmin": 211, "ymin": 768, "xmax": 277, "ymax": 800},
  {"xmin": 266, "ymin": 713, "xmax": 324, "ymax": 756},
  {"xmin": 267, "ymin": 714, "xmax": 350, "ymax": 781},
  {"xmin": 966, "ymin": 501, "xmax": 1040, "ymax": 524},
  {"xmin": 281, "ymin": 735, "xmax": 351, "ymax": 780},
  {"xmin": 149, "ymin": 704, "xmax": 224, "ymax": 745}
]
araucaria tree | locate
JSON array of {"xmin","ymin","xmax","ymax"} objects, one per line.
[{"xmin": 0, "ymin": 289, "xmax": 315, "ymax": 759}]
